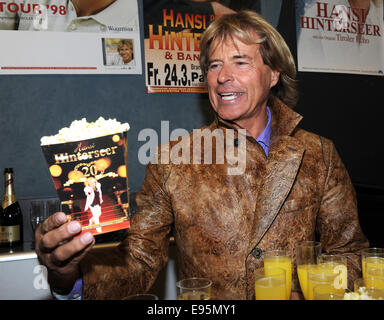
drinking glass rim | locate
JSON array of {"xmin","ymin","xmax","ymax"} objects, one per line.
[
  {"xmin": 318, "ymin": 253, "xmax": 348, "ymax": 261},
  {"xmin": 176, "ymin": 277, "xmax": 212, "ymax": 290},
  {"xmin": 361, "ymin": 247, "xmax": 384, "ymax": 254},
  {"xmin": 296, "ymin": 241, "xmax": 321, "ymax": 247},
  {"xmin": 30, "ymin": 200, "xmax": 44, "ymax": 206},
  {"xmin": 263, "ymin": 249, "xmax": 290, "ymax": 257}
]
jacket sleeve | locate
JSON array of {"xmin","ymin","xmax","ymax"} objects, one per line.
[
  {"xmin": 316, "ymin": 138, "xmax": 369, "ymax": 290},
  {"xmin": 80, "ymin": 161, "xmax": 174, "ymax": 299}
]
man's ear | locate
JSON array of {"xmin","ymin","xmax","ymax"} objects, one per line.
[{"xmin": 270, "ymin": 70, "xmax": 280, "ymax": 88}]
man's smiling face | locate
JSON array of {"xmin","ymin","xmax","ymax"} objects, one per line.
[{"xmin": 206, "ymin": 34, "xmax": 279, "ymax": 129}]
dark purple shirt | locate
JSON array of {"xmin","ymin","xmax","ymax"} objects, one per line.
[{"xmin": 256, "ymin": 106, "xmax": 272, "ymax": 156}]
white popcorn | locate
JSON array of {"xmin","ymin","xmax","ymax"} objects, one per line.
[
  {"xmin": 343, "ymin": 287, "xmax": 379, "ymax": 300},
  {"xmin": 41, "ymin": 117, "xmax": 130, "ymax": 145}
]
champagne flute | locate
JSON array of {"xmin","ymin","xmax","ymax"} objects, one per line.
[
  {"xmin": 296, "ymin": 241, "xmax": 322, "ymax": 300},
  {"xmin": 30, "ymin": 200, "xmax": 47, "ymax": 247},
  {"xmin": 263, "ymin": 250, "xmax": 292, "ymax": 299},
  {"xmin": 254, "ymin": 267, "xmax": 286, "ymax": 300},
  {"xmin": 176, "ymin": 278, "xmax": 212, "ymax": 300},
  {"xmin": 30, "ymin": 200, "xmax": 46, "ymax": 232}
]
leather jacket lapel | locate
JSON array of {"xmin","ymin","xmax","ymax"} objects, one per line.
[{"xmin": 248, "ymin": 135, "xmax": 305, "ymax": 253}]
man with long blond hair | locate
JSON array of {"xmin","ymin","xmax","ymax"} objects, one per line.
[{"xmin": 35, "ymin": 10, "xmax": 368, "ymax": 300}]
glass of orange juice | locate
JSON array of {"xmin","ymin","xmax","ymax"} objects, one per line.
[
  {"xmin": 366, "ymin": 266, "xmax": 384, "ymax": 290},
  {"xmin": 361, "ymin": 248, "xmax": 384, "ymax": 280},
  {"xmin": 307, "ymin": 265, "xmax": 341, "ymax": 300},
  {"xmin": 313, "ymin": 284, "xmax": 345, "ymax": 300},
  {"xmin": 361, "ymin": 248, "xmax": 384, "ymax": 279},
  {"xmin": 296, "ymin": 241, "xmax": 322, "ymax": 300},
  {"xmin": 263, "ymin": 250, "xmax": 292, "ymax": 299},
  {"xmin": 176, "ymin": 278, "xmax": 212, "ymax": 300},
  {"xmin": 318, "ymin": 254, "xmax": 348, "ymax": 290},
  {"xmin": 254, "ymin": 267, "xmax": 286, "ymax": 300}
]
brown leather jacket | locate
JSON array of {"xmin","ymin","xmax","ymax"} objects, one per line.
[{"xmin": 81, "ymin": 98, "xmax": 369, "ymax": 299}]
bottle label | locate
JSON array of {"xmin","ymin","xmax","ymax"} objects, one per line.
[
  {"xmin": 0, "ymin": 225, "xmax": 20, "ymax": 242},
  {"xmin": 2, "ymin": 196, "xmax": 16, "ymax": 209}
]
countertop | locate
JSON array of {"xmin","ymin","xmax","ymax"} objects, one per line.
[{"xmin": 0, "ymin": 241, "xmax": 119, "ymax": 262}]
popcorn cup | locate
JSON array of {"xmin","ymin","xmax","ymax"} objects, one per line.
[{"xmin": 41, "ymin": 129, "xmax": 130, "ymax": 236}]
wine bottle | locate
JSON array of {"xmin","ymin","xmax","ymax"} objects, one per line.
[{"xmin": 0, "ymin": 168, "xmax": 23, "ymax": 248}]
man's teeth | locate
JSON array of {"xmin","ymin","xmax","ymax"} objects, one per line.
[{"xmin": 220, "ymin": 93, "xmax": 241, "ymax": 100}]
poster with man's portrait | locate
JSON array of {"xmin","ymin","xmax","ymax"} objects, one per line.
[{"xmin": 103, "ymin": 38, "xmax": 136, "ymax": 70}]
